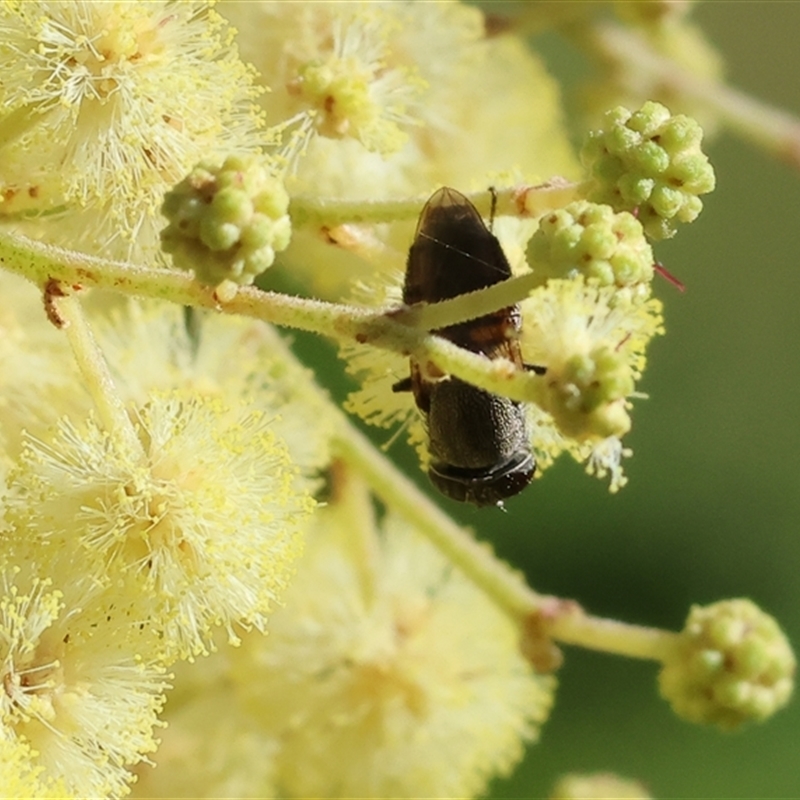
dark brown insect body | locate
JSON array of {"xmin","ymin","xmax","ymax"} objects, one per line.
[{"xmin": 395, "ymin": 187, "xmax": 534, "ymax": 507}]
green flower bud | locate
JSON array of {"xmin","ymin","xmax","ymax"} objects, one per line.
[
  {"xmin": 659, "ymin": 599, "xmax": 796, "ymax": 730},
  {"xmin": 542, "ymin": 345, "xmax": 635, "ymax": 440},
  {"xmin": 161, "ymin": 154, "xmax": 291, "ymax": 287},
  {"xmin": 528, "ymin": 201, "xmax": 654, "ymax": 289},
  {"xmin": 581, "ymin": 101, "xmax": 715, "ymax": 240}
]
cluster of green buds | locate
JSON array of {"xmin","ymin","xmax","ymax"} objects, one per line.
[
  {"xmin": 581, "ymin": 100, "xmax": 716, "ymax": 240},
  {"xmin": 539, "ymin": 345, "xmax": 636, "ymax": 440},
  {"xmin": 528, "ymin": 200, "xmax": 655, "ymax": 290},
  {"xmin": 161, "ymin": 154, "xmax": 291, "ymax": 288},
  {"xmin": 659, "ymin": 599, "xmax": 796, "ymax": 730},
  {"xmin": 515, "ymin": 101, "xmax": 716, "ymax": 447}
]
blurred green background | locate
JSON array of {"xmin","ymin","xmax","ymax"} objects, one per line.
[{"xmin": 291, "ymin": 4, "xmax": 800, "ymax": 797}]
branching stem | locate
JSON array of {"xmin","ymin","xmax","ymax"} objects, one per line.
[
  {"xmin": 50, "ymin": 286, "xmax": 145, "ymax": 461},
  {"xmin": 585, "ymin": 22, "xmax": 800, "ymax": 169},
  {"xmin": 0, "ymin": 229, "xmax": 547, "ymax": 405},
  {"xmin": 331, "ymin": 408, "xmax": 679, "ymax": 665},
  {"xmin": 289, "ymin": 180, "xmax": 586, "ymax": 228},
  {"xmin": 0, "ymin": 200, "xmax": 676, "ymax": 668}
]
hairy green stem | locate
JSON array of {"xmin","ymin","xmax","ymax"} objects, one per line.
[
  {"xmin": 0, "ymin": 229, "xmax": 546, "ymax": 404},
  {"xmin": 55, "ymin": 290, "xmax": 145, "ymax": 461},
  {"xmin": 395, "ymin": 270, "xmax": 542, "ymax": 331},
  {"xmin": 2, "ymin": 232, "xmax": 678, "ymax": 666},
  {"xmin": 289, "ymin": 181, "xmax": 585, "ymax": 228},
  {"xmin": 331, "ymin": 409, "xmax": 678, "ymax": 663},
  {"xmin": 548, "ymin": 609, "xmax": 680, "ymax": 662},
  {"xmin": 331, "ymin": 416, "xmax": 545, "ymax": 619}
]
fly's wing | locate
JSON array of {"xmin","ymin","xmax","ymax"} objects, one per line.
[{"xmin": 403, "ymin": 187, "xmax": 512, "ymax": 306}]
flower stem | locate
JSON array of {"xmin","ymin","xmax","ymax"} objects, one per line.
[
  {"xmin": 289, "ymin": 192, "xmax": 429, "ymax": 227},
  {"xmin": 585, "ymin": 22, "xmax": 800, "ymax": 169},
  {"xmin": 415, "ymin": 334, "xmax": 547, "ymax": 405},
  {"xmin": 546, "ymin": 607, "xmax": 680, "ymax": 662},
  {"xmin": 331, "ymin": 414, "xmax": 544, "ymax": 620},
  {"xmin": 394, "ymin": 270, "xmax": 542, "ymax": 331},
  {"xmin": 330, "ymin": 409, "xmax": 678, "ymax": 664},
  {"xmin": 329, "ymin": 460, "xmax": 380, "ymax": 607},
  {"xmin": 0, "ymin": 227, "xmax": 372, "ymax": 333},
  {"xmin": 289, "ymin": 180, "xmax": 585, "ymax": 228},
  {"xmin": 50, "ymin": 285, "xmax": 144, "ymax": 460},
  {"xmin": 0, "ymin": 230, "xmax": 546, "ymax": 404}
]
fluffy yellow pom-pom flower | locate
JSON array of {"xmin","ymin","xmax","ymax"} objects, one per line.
[{"xmin": 6, "ymin": 392, "xmax": 312, "ymax": 660}]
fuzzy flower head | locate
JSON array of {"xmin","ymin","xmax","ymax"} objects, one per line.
[
  {"xmin": 0, "ymin": 569, "xmax": 167, "ymax": 798},
  {"xmin": 0, "ymin": 728, "xmax": 71, "ymax": 799},
  {"xmin": 221, "ymin": 2, "xmax": 578, "ymax": 296},
  {"xmin": 89, "ymin": 299, "xmax": 335, "ymax": 487},
  {"xmin": 223, "ymin": 484, "xmax": 555, "ymax": 798},
  {"xmin": 228, "ymin": 1, "xmax": 425, "ymax": 165},
  {"xmin": 283, "ymin": 11, "xmax": 424, "ymax": 158},
  {"xmin": 6, "ymin": 392, "xmax": 312, "ymax": 660},
  {"xmin": 224, "ymin": 0, "xmax": 578, "ymax": 189},
  {"xmin": 161, "ymin": 154, "xmax": 292, "ymax": 287},
  {"xmin": 0, "ymin": 1, "xmax": 267, "ymax": 262},
  {"xmin": 659, "ymin": 599, "xmax": 795, "ymax": 730},
  {"xmin": 130, "ymin": 691, "xmax": 279, "ymax": 799},
  {"xmin": 0, "ymin": 273, "xmax": 334, "ymax": 493},
  {"xmin": 520, "ymin": 278, "xmax": 664, "ymax": 444}
]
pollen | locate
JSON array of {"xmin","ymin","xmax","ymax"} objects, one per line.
[
  {"xmin": 0, "ymin": 1, "xmax": 267, "ymax": 263},
  {"xmin": 6, "ymin": 391, "xmax": 312, "ymax": 660}
]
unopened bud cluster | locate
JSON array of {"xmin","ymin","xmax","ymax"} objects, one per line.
[
  {"xmin": 581, "ymin": 101, "xmax": 715, "ymax": 240},
  {"xmin": 295, "ymin": 61, "xmax": 406, "ymax": 154},
  {"xmin": 542, "ymin": 345, "xmax": 634, "ymax": 440},
  {"xmin": 161, "ymin": 155, "xmax": 291, "ymax": 287},
  {"xmin": 659, "ymin": 598, "xmax": 795, "ymax": 730},
  {"xmin": 528, "ymin": 201, "xmax": 654, "ymax": 290}
]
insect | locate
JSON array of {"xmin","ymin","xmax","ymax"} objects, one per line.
[{"xmin": 393, "ymin": 187, "xmax": 539, "ymax": 507}]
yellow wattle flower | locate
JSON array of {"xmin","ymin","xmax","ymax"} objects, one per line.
[{"xmin": 0, "ymin": 0, "xmax": 267, "ymax": 263}]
